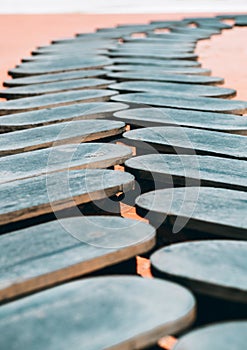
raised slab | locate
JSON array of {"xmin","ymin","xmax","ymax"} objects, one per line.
[
  {"xmin": 22, "ymin": 51, "xmax": 109, "ymax": 62},
  {"xmin": 123, "ymin": 35, "xmax": 197, "ymax": 44},
  {"xmin": 125, "ymin": 154, "xmax": 247, "ymax": 191},
  {"xmin": 0, "ymin": 89, "xmax": 117, "ymax": 115},
  {"xmin": 173, "ymin": 321, "xmax": 247, "ymax": 350},
  {"xmin": 112, "ymin": 57, "xmax": 200, "ymax": 67},
  {"xmin": 0, "ymin": 216, "xmax": 155, "ymax": 302},
  {"xmin": 151, "ymin": 240, "xmax": 247, "ymax": 302},
  {"xmin": 4, "ymin": 69, "xmax": 106, "ymax": 87},
  {"xmin": 109, "ymin": 46, "xmax": 194, "ymax": 54},
  {"xmin": 107, "ymin": 72, "xmax": 224, "ymax": 85},
  {"xmin": 0, "ymin": 169, "xmax": 134, "ymax": 227},
  {"xmin": 123, "ymin": 126, "xmax": 247, "ymax": 160},
  {"xmin": 108, "ymin": 51, "xmax": 198, "ymax": 60},
  {"xmin": 110, "ymin": 82, "xmax": 235, "ymax": 98},
  {"xmin": 0, "ymin": 119, "xmax": 126, "ymax": 156},
  {"xmin": 0, "ymin": 102, "xmax": 127, "ymax": 132},
  {"xmin": 113, "ymin": 42, "xmax": 195, "ymax": 51},
  {"xmin": 0, "ymin": 276, "xmax": 195, "ymax": 350},
  {"xmin": 112, "ymin": 93, "xmax": 247, "ymax": 114},
  {"xmin": 136, "ymin": 187, "xmax": 247, "ymax": 239},
  {"xmin": 0, "ymin": 142, "xmax": 132, "ymax": 184},
  {"xmin": 105, "ymin": 65, "xmax": 211, "ymax": 76},
  {"xmin": 8, "ymin": 56, "xmax": 112, "ymax": 77},
  {"xmin": 0, "ymin": 78, "xmax": 114, "ymax": 100},
  {"xmin": 113, "ymin": 107, "xmax": 247, "ymax": 134}
]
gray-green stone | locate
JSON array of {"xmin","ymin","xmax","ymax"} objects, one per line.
[
  {"xmin": 0, "ymin": 89, "xmax": 117, "ymax": 115},
  {"xmin": 112, "ymin": 93, "xmax": 247, "ymax": 114},
  {"xmin": 136, "ymin": 187, "xmax": 247, "ymax": 239},
  {"xmin": 0, "ymin": 276, "xmax": 195, "ymax": 350},
  {"xmin": 123, "ymin": 126, "xmax": 247, "ymax": 159},
  {"xmin": 0, "ymin": 119, "xmax": 125, "ymax": 156},
  {"xmin": 151, "ymin": 240, "xmax": 247, "ymax": 302},
  {"xmin": 0, "ymin": 142, "xmax": 132, "ymax": 183}
]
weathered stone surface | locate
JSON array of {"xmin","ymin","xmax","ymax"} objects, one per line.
[
  {"xmin": 0, "ymin": 276, "xmax": 195, "ymax": 350},
  {"xmin": 0, "ymin": 89, "xmax": 117, "ymax": 115},
  {"xmin": 0, "ymin": 119, "xmax": 125, "ymax": 156},
  {"xmin": 125, "ymin": 154, "xmax": 247, "ymax": 191},
  {"xmin": 114, "ymin": 107, "xmax": 247, "ymax": 133},
  {"xmin": 136, "ymin": 187, "xmax": 247, "ymax": 239},
  {"xmin": 105, "ymin": 65, "xmax": 211, "ymax": 75},
  {"xmin": 151, "ymin": 240, "xmax": 247, "ymax": 302},
  {"xmin": 3, "ymin": 70, "xmax": 106, "ymax": 87},
  {"xmin": 0, "ymin": 79, "xmax": 114, "ymax": 99},
  {"xmin": 0, "ymin": 217, "xmax": 155, "ymax": 301},
  {"xmin": 112, "ymin": 93, "xmax": 247, "ymax": 114},
  {"xmin": 0, "ymin": 102, "xmax": 127, "ymax": 132},
  {"xmin": 123, "ymin": 126, "xmax": 247, "ymax": 159},
  {"xmin": 108, "ymin": 72, "xmax": 223, "ymax": 85},
  {"xmin": 173, "ymin": 321, "xmax": 247, "ymax": 350},
  {"xmin": 108, "ymin": 51, "xmax": 198, "ymax": 60},
  {"xmin": 8, "ymin": 56, "xmax": 112, "ymax": 77},
  {"xmin": 0, "ymin": 142, "xmax": 132, "ymax": 183},
  {"xmin": 0, "ymin": 169, "xmax": 134, "ymax": 227},
  {"xmin": 110, "ymin": 82, "xmax": 235, "ymax": 98},
  {"xmin": 112, "ymin": 57, "xmax": 200, "ymax": 67}
]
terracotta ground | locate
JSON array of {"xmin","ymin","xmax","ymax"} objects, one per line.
[{"xmin": 0, "ymin": 12, "xmax": 246, "ymax": 350}]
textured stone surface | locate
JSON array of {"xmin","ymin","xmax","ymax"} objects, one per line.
[
  {"xmin": 112, "ymin": 93, "xmax": 247, "ymax": 114},
  {"xmin": 0, "ymin": 89, "xmax": 117, "ymax": 115},
  {"xmin": 8, "ymin": 56, "xmax": 112, "ymax": 77},
  {"xmin": 173, "ymin": 321, "xmax": 247, "ymax": 350},
  {"xmin": 108, "ymin": 72, "xmax": 223, "ymax": 84},
  {"xmin": 105, "ymin": 65, "xmax": 211, "ymax": 75},
  {"xmin": 0, "ymin": 119, "xmax": 125, "ymax": 156},
  {"xmin": 0, "ymin": 276, "xmax": 195, "ymax": 350},
  {"xmin": 136, "ymin": 187, "xmax": 247, "ymax": 239},
  {"xmin": 0, "ymin": 142, "xmax": 132, "ymax": 183},
  {"xmin": 0, "ymin": 78, "xmax": 114, "ymax": 99},
  {"xmin": 4, "ymin": 70, "xmax": 106, "ymax": 87},
  {"xmin": 112, "ymin": 57, "xmax": 200, "ymax": 67},
  {"xmin": 110, "ymin": 82, "xmax": 235, "ymax": 98},
  {"xmin": 151, "ymin": 240, "xmax": 247, "ymax": 302},
  {"xmin": 114, "ymin": 107, "xmax": 247, "ymax": 133},
  {"xmin": 0, "ymin": 169, "xmax": 134, "ymax": 226},
  {"xmin": 0, "ymin": 217, "xmax": 155, "ymax": 301},
  {"xmin": 0, "ymin": 102, "xmax": 127, "ymax": 132},
  {"xmin": 123, "ymin": 126, "xmax": 247, "ymax": 159}
]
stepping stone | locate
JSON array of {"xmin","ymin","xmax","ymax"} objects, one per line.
[
  {"xmin": 123, "ymin": 126, "xmax": 247, "ymax": 160},
  {"xmin": 110, "ymin": 81, "xmax": 236, "ymax": 98},
  {"xmin": 0, "ymin": 119, "xmax": 125, "ymax": 156},
  {"xmin": 108, "ymin": 51, "xmax": 198, "ymax": 60},
  {"xmin": 0, "ymin": 276, "xmax": 196, "ymax": 350},
  {"xmin": 151, "ymin": 240, "xmax": 247, "ymax": 303},
  {"xmin": 114, "ymin": 107, "xmax": 247, "ymax": 133},
  {"xmin": 0, "ymin": 102, "xmax": 127, "ymax": 132},
  {"xmin": 32, "ymin": 43, "xmax": 117, "ymax": 55},
  {"xmin": 173, "ymin": 321, "xmax": 247, "ymax": 350},
  {"xmin": 136, "ymin": 187, "xmax": 247, "ymax": 239},
  {"xmin": 8, "ymin": 56, "xmax": 112, "ymax": 77},
  {"xmin": 0, "ymin": 216, "xmax": 155, "ymax": 302},
  {"xmin": 0, "ymin": 142, "xmax": 132, "ymax": 184},
  {"xmin": 112, "ymin": 93, "xmax": 247, "ymax": 114},
  {"xmin": 0, "ymin": 169, "xmax": 134, "ymax": 228},
  {"xmin": 22, "ymin": 51, "xmax": 109, "ymax": 62},
  {"xmin": 107, "ymin": 72, "xmax": 223, "ymax": 85},
  {"xmin": 169, "ymin": 26, "xmax": 221, "ymax": 36},
  {"xmin": 114, "ymin": 42, "xmax": 196, "ymax": 50},
  {"xmin": 0, "ymin": 89, "xmax": 117, "ymax": 115},
  {"xmin": 105, "ymin": 65, "xmax": 211, "ymax": 76},
  {"xmin": 124, "ymin": 35, "xmax": 197, "ymax": 43},
  {"xmin": 112, "ymin": 57, "xmax": 200, "ymax": 67},
  {"xmin": 3, "ymin": 69, "xmax": 106, "ymax": 87},
  {"xmin": 235, "ymin": 16, "xmax": 247, "ymax": 26},
  {"xmin": 125, "ymin": 154, "xmax": 247, "ymax": 192},
  {"xmin": 109, "ymin": 46, "xmax": 194, "ymax": 54},
  {"xmin": 185, "ymin": 18, "xmax": 232, "ymax": 30},
  {"xmin": 0, "ymin": 78, "xmax": 114, "ymax": 99}
]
